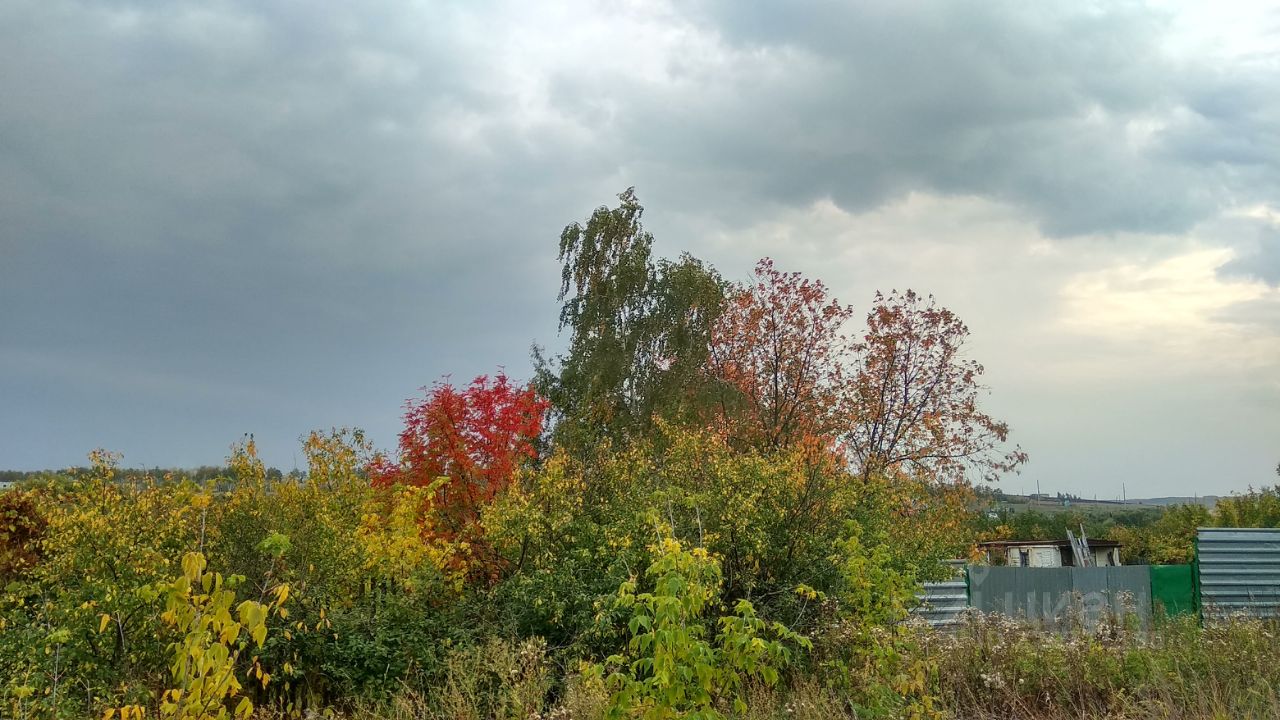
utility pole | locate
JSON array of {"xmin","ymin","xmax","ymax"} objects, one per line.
[{"xmin": 1122, "ymin": 483, "xmax": 1126, "ymax": 505}]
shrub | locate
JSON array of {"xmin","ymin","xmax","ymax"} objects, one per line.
[
  {"xmin": 598, "ymin": 535, "xmax": 809, "ymax": 719},
  {"xmin": 809, "ymin": 523, "xmax": 939, "ymax": 720}
]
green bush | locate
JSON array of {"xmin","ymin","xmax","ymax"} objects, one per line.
[{"xmin": 597, "ymin": 535, "xmax": 809, "ymax": 720}]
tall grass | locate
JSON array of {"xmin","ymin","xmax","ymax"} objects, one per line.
[
  {"xmin": 925, "ymin": 611, "xmax": 1280, "ymax": 719},
  {"xmin": 289, "ymin": 613, "xmax": 1280, "ymax": 720}
]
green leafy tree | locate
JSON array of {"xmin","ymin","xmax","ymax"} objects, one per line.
[
  {"xmin": 1213, "ymin": 486, "xmax": 1280, "ymax": 528},
  {"xmin": 535, "ymin": 188, "xmax": 725, "ymax": 451},
  {"xmin": 810, "ymin": 523, "xmax": 941, "ymax": 719},
  {"xmin": 206, "ymin": 430, "xmax": 459, "ymax": 709},
  {"xmin": 483, "ymin": 426, "xmax": 862, "ymax": 649}
]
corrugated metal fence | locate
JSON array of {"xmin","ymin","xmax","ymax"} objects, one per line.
[
  {"xmin": 914, "ymin": 561, "xmax": 967, "ymax": 628},
  {"xmin": 1197, "ymin": 528, "xmax": 1280, "ymax": 621},
  {"xmin": 910, "ymin": 528, "xmax": 1280, "ymax": 628},
  {"xmin": 966, "ymin": 566, "xmax": 1151, "ymax": 629}
]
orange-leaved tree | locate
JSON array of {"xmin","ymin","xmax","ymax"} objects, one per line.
[
  {"xmin": 707, "ymin": 260, "xmax": 1024, "ymax": 486},
  {"xmin": 706, "ymin": 258, "xmax": 852, "ymax": 451},
  {"xmin": 844, "ymin": 290, "xmax": 1026, "ymax": 485}
]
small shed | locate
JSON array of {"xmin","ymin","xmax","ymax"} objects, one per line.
[{"xmin": 978, "ymin": 538, "xmax": 1122, "ymax": 567}]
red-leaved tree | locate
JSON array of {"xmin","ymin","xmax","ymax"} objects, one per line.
[{"xmin": 371, "ymin": 373, "xmax": 549, "ymax": 538}]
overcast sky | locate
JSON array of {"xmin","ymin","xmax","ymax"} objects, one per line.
[{"xmin": 3, "ymin": 0, "xmax": 1277, "ymax": 497}]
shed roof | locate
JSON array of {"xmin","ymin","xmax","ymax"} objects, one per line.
[{"xmin": 977, "ymin": 538, "xmax": 1122, "ymax": 549}]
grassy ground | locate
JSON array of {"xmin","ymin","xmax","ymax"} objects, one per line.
[
  {"xmin": 255, "ymin": 613, "xmax": 1280, "ymax": 720},
  {"xmin": 924, "ymin": 612, "xmax": 1280, "ymax": 719}
]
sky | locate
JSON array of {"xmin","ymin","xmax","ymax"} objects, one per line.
[{"xmin": 2, "ymin": 0, "xmax": 1277, "ymax": 498}]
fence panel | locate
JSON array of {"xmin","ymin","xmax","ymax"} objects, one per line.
[
  {"xmin": 968, "ymin": 566, "xmax": 1150, "ymax": 629},
  {"xmin": 1150, "ymin": 564, "xmax": 1196, "ymax": 618},
  {"xmin": 1196, "ymin": 528, "xmax": 1280, "ymax": 621},
  {"xmin": 1106, "ymin": 566, "xmax": 1152, "ymax": 625},
  {"xmin": 969, "ymin": 567, "xmax": 1064, "ymax": 625},
  {"xmin": 912, "ymin": 561, "xmax": 968, "ymax": 628}
]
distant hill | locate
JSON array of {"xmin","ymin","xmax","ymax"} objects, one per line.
[
  {"xmin": 1130, "ymin": 495, "xmax": 1219, "ymax": 508},
  {"xmin": 989, "ymin": 492, "xmax": 1218, "ymax": 513}
]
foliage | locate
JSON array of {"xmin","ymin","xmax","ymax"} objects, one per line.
[
  {"xmin": 1213, "ymin": 485, "xmax": 1280, "ymax": 528},
  {"xmin": 206, "ymin": 431, "xmax": 462, "ymax": 710},
  {"xmin": 598, "ymin": 536, "xmax": 809, "ymax": 720},
  {"xmin": 706, "ymin": 258, "xmax": 851, "ymax": 451},
  {"xmin": 1, "ymin": 450, "xmax": 201, "ymax": 716},
  {"xmin": 808, "ymin": 525, "xmax": 940, "ymax": 719},
  {"xmin": 975, "ymin": 505, "xmax": 1166, "ymax": 546},
  {"xmin": 481, "ymin": 424, "xmax": 878, "ymax": 653},
  {"xmin": 829, "ymin": 524, "xmax": 919, "ymax": 627},
  {"xmin": 704, "ymin": 261, "xmax": 1022, "ymax": 488},
  {"xmin": 972, "ymin": 486, "xmax": 1280, "ymax": 567},
  {"xmin": 640, "ymin": 427, "xmax": 854, "ymax": 606},
  {"xmin": 371, "ymin": 373, "xmax": 546, "ymax": 527},
  {"xmin": 1107, "ymin": 504, "xmax": 1211, "ymax": 565},
  {"xmin": 369, "ymin": 374, "xmax": 547, "ymax": 579},
  {"xmin": 845, "ymin": 290, "xmax": 1026, "ymax": 485},
  {"xmin": 0, "ymin": 431, "xmax": 478, "ymax": 718},
  {"xmin": 851, "ymin": 478, "xmax": 977, "ymax": 580},
  {"xmin": 0, "ymin": 489, "xmax": 47, "ymax": 580},
  {"xmin": 480, "ymin": 448, "xmax": 632, "ymax": 650},
  {"xmin": 141, "ymin": 552, "xmax": 286, "ymax": 720},
  {"xmin": 536, "ymin": 187, "xmax": 726, "ymax": 451}
]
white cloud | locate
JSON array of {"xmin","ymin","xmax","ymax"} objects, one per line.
[{"xmin": 1060, "ymin": 248, "xmax": 1280, "ymax": 372}]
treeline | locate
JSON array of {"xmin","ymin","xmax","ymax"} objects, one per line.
[
  {"xmin": 973, "ymin": 487, "xmax": 1280, "ymax": 564},
  {"xmin": 0, "ymin": 464, "xmax": 296, "ymax": 485}
]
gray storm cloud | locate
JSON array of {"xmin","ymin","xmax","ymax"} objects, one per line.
[{"xmin": 2, "ymin": 0, "xmax": 1277, "ymax": 494}]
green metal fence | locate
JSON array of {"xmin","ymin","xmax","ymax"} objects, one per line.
[{"xmin": 1149, "ymin": 564, "xmax": 1196, "ymax": 618}]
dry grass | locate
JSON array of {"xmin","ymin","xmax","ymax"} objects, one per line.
[
  {"xmin": 925, "ymin": 611, "xmax": 1280, "ymax": 719},
  {"xmin": 261, "ymin": 614, "xmax": 1280, "ymax": 720}
]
